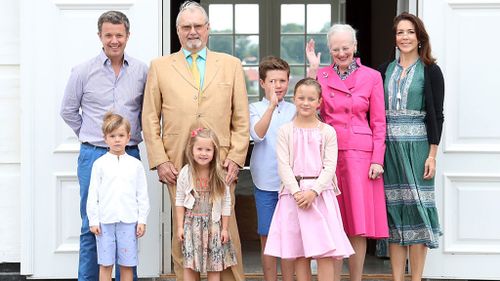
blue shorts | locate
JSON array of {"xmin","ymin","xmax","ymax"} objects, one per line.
[
  {"xmin": 254, "ymin": 187, "xmax": 279, "ymax": 236},
  {"xmin": 96, "ymin": 222, "xmax": 138, "ymax": 267}
]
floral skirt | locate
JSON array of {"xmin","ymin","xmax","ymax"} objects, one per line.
[{"xmin": 183, "ymin": 212, "xmax": 237, "ymax": 272}]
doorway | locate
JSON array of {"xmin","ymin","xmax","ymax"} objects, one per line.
[{"xmin": 165, "ymin": 0, "xmax": 406, "ymax": 276}]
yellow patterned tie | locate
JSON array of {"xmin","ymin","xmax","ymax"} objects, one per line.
[{"xmin": 190, "ymin": 53, "xmax": 200, "ymax": 89}]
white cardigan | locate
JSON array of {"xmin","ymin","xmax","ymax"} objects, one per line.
[
  {"xmin": 175, "ymin": 164, "xmax": 231, "ymax": 222},
  {"xmin": 276, "ymin": 122, "xmax": 340, "ymax": 196}
]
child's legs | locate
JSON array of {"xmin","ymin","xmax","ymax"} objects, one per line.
[
  {"xmin": 333, "ymin": 258, "xmax": 343, "ymax": 281},
  {"xmin": 295, "ymin": 258, "xmax": 311, "ymax": 281},
  {"xmin": 281, "ymin": 258, "xmax": 295, "ymax": 281},
  {"xmin": 119, "ymin": 266, "xmax": 133, "ymax": 281},
  {"xmin": 259, "ymin": 236, "xmax": 278, "ymax": 281},
  {"xmin": 184, "ymin": 268, "xmax": 199, "ymax": 281},
  {"xmin": 254, "ymin": 187, "xmax": 280, "ymax": 281},
  {"xmin": 99, "ymin": 265, "xmax": 113, "ymax": 281},
  {"xmin": 207, "ymin": 271, "xmax": 221, "ymax": 281},
  {"xmin": 316, "ymin": 258, "xmax": 334, "ymax": 281},
  {"xmin": 115, "ymin": 222, "xmax": 138, "ymax": 267}
]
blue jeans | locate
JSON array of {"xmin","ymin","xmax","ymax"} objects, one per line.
[{"xmin": 77, "ymin": 143, "xmax": 140, "ymax": 281}]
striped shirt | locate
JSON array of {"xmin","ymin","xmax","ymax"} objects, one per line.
[{"xmin": 60, "ymin": 50, "xmax": 148, "ymax": 147}]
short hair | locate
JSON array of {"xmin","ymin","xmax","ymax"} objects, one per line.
[
  {"xmin": 176, "ymin": 1, "xmax": 209, "ymax": 27},
  {"xmin": 258, "ymin": 56, "xmax": 290, "ymax": 81},
  {"xmin": 393, "ymin": 12, "xmax": 436, "ymax": 65},
  {"xmin": 98, "ymin": 11, "xmax": 130, "ymax": 34},
  {"xmin": 102, "ymin": 112, "xmax": 131, "ymax": 136},
  {"xmin": 327, "ymin": 24, "xmax": 357, "ymax": 48},
  {"xmin": 294, "ymin": 77, "xmax": 322, "ymax": 98}
]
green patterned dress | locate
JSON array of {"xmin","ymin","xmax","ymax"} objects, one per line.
[{"xmin": 382, "ymin": 59, "xmax": 442, "ymax": 248}]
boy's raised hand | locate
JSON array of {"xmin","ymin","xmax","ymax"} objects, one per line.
[
  {"xmin": 90, "ymin": 225, "xmax": 101, "ymax": 236},
  {"xmin": 269, "ymin": 80, "xmax": 279, "ymax": 107},
  {"xmin": 136, "ymin": 223, "xmax": 146, "ymax": 238}
]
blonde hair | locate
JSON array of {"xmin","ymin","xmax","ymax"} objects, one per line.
[
  {"xmin": 184, "ymin": 128, "xmax": 226, "ymax": 200},
  {"xmin": 102, "ymin": 112, "xmax": 131, "ymax": 136}
]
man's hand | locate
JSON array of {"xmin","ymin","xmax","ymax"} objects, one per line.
[
  {"xmin": 157, "ymin": 161, "xmax": 178, "ymax": 185},
  {"xmin": 223, "ymin": 159, "xmax": 240, "ymax": 185}
]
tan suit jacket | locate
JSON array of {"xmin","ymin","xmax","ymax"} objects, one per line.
[
  {"xmin": 142, "ymin": 49, "xmax": 249, "ymax": 281},
  {"xmin": 142, "ymin": 49, "xmax": 249, "ymax": 170}
]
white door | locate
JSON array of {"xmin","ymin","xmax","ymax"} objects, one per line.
[
  {"xmin": 420, "ymin": 0, "xmax": 500, "ymax": 279},
  {"xmin": 19, "ymin": 0, "xmax": 162, "ymax": 278}
]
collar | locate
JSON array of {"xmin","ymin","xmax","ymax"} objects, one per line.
[
  {"xmin": 182, "ymin": 47, "xmax": 207, "ymax": 60},
  {"xmin": 99, "ymin": 49, "xmax": 129, "ymax": 67}
]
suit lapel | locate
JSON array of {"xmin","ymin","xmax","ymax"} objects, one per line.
[
  {"xmin": 324, "ymin": 66, "xmax": 351, "ymax": 94},
  {"xmin": 171, "ymin": 51, "xmax": 198, "ymax": 89},
  {"xmin": 202, "ymin": 50, "xmax": 220, "ymax": 93}
]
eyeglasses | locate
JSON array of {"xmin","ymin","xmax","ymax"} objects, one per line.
[
  {"xmin": 396, "ymin": 30, "xmax": 416, "ymax": 37},
  {"xmin": 178, "ymin": 22, "xmax": 208, "ymax": 33},
  {"xmin": 330, "ymin": 45, "xmax": 353, "ymax": 54}
]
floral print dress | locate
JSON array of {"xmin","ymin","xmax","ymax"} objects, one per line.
[{"xmin": 182, "ymin": 179, "xmax": 237, "ymax": 272}]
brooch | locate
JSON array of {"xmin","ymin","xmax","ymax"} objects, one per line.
[{"xmin": 322, "ymin": 72, "xmax": 329, "ymax": 78}]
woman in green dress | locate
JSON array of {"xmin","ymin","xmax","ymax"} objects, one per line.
[{"xmin": 379, "ymin": 12, "xmax": 445, "ymax": 281}]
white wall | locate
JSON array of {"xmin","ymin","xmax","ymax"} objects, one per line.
[{"xmin": 0, "ymin": 0, "xmax": 20, "ymax": 263}]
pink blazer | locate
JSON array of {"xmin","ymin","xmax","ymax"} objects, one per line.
[{"xmin": 317, "ymin": 58, "xmax": 386, "ymax": 165}]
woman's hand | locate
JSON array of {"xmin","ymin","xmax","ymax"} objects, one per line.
[
  {"xmin": 369, "ymin": 163, "xmax": 384, "ymax": 180},
  {"xmin": 306, "ymin": 38, "xmax": 321, "ymax": 68},
  {"xmin": 423, "ymin": 157, "xmax": 436, "ymax": 179}
]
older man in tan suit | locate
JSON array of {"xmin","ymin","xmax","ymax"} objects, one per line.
[{"xmin": 142, "ymin": 1, "xmax": 248, "ymax": 280}]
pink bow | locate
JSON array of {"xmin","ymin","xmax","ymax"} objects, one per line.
[{"xmin": 190, "ymin": 127, "xmax": 204, "ymax": 138}]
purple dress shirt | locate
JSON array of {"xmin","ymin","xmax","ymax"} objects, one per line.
[{"xmin": 60, "ymin": 50, "xmax": 148, "ymax": 147}]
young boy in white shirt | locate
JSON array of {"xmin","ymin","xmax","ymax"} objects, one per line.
[
  {"xmin": 87, "ymin": 112, "xmax": 150, "ymax": 281},
  {"xmin": 249, "ymin": 56, "xmax": 296, "ymax": 281}
]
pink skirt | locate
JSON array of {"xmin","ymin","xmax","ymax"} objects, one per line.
[
  {"xmin": 264, "ymin": 188, "xmax": 354, "ymax": 259},
  {"xmin": 336, "ymin": 150, "xmax": 389, "ymax": 238}
]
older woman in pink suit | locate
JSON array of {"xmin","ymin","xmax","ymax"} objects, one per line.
[{"xmin": 306, "ymin": 24, "xmax": 388, "ymax": 281}]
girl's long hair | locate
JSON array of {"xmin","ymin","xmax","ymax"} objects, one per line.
[{"xmin": 184, "ymin": 128, "xmax": 227, "ymax": 200}]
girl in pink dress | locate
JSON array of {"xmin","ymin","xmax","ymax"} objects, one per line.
[{"xmin": 265, "ymin": 78, "xmax": 354, "ymax": 281}]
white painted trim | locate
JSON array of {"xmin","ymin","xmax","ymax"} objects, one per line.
[
  {"xmin": 443, "ymin": 144, "xmax": 500, "ymax": 153},
  {"xmin": 448, "ymin": 0, "xmax": 500, "ymax": 9},
  {"xmin": 20, "ymin": 0, "xmax": 35, "ymax": 275},
  {"xmin": 54, "ymin": 0, "xmax": 135, "ymax": 10}
]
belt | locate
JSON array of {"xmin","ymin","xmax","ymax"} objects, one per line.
[
  {"xmin": 295, "ymin": 175, "xmax": 319, "ymax": 183},
  {"xmin": 82, "ymin": 142, "xmax": 139, "ymax": 150}
]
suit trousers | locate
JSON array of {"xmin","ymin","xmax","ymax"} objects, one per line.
[{"xmin": 168, "ymin": 182, "xmax": 245, "ymax": 281}]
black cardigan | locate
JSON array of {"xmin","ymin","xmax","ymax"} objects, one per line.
[{"xmin": 378, "ymin": 61, "xmax": 445, "ymax": 145}]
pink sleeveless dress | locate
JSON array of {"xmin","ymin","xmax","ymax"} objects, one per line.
[{"xmin": 264, "ymin": 126, "xmax": 354, "ymax": 259}]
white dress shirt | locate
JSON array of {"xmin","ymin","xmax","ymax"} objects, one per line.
[{"xmin": 87, "ymin": 152, "xmax": 150, "ymax": 226}]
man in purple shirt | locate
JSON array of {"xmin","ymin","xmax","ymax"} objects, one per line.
[{"xmin": 60, "ymin": 11, "xmax": 147, "ymax": 281}]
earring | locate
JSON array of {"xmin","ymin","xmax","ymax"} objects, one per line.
[{"xmin": 418, "ymin": 43, "xmax": 422, "ymax": 49}]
